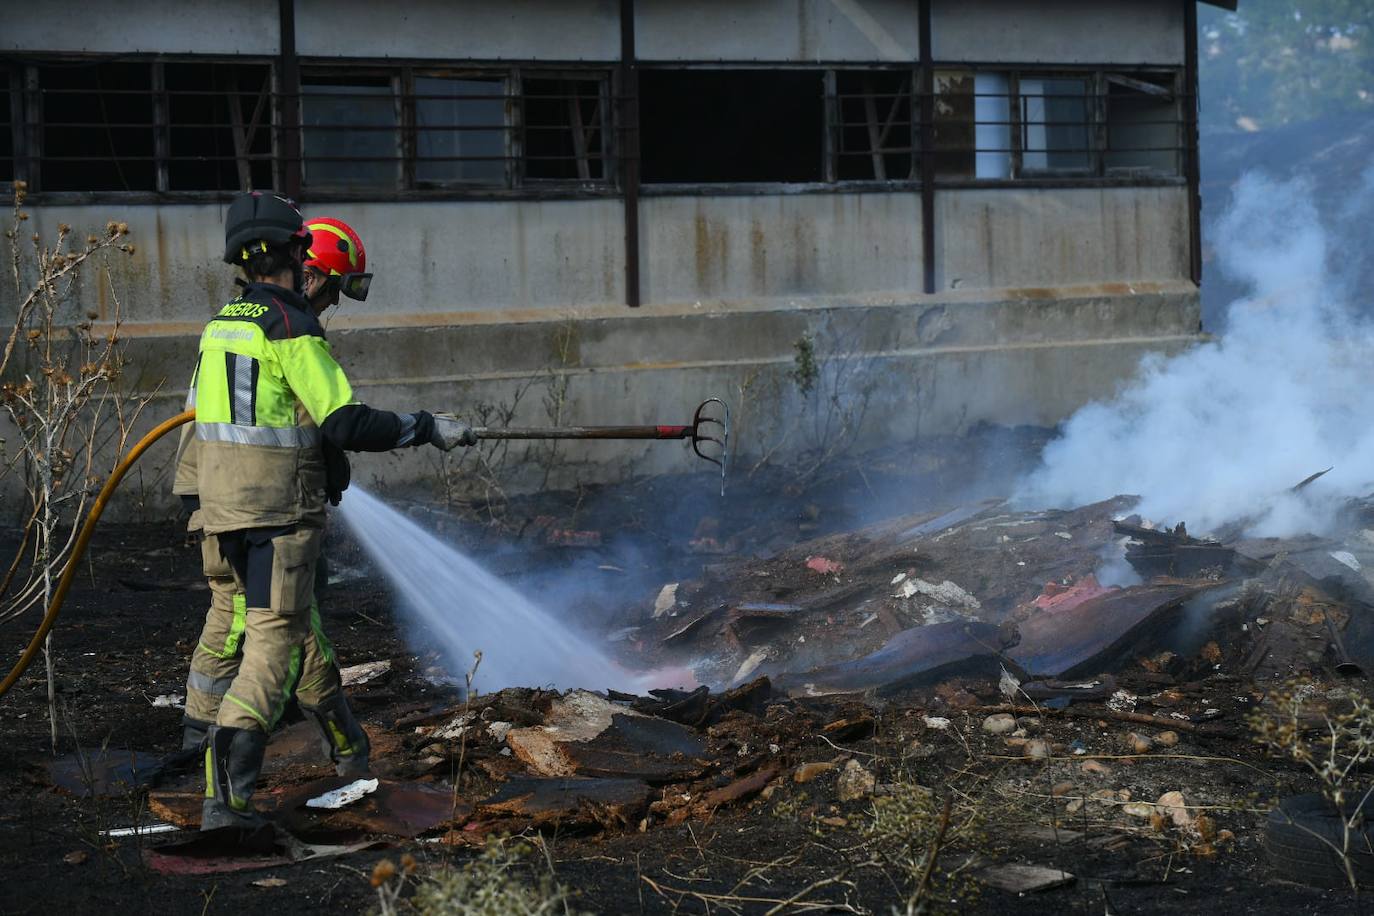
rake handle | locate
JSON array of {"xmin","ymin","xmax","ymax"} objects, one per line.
[{"xmin": 471, "ymin": 425, "xmax": 694, "ymax": 440}]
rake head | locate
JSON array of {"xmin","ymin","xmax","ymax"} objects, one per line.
[{"xmin": 691, "ymin": 398, "xmax": 730, "ymax": 495}]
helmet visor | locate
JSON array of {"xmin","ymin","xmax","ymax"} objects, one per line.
[{"xmin": 340, "ymin": 272, "xmax": 372, "ymax": 302}]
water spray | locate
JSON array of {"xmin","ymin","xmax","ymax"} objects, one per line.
[{"xmin": 0, "ymin": 397, "xmax": 718, "ymax": 700}]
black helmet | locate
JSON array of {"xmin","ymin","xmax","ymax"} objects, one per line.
[{"xmin": 223, "ymin": 191, "xmax": 312, "ymax": 265}]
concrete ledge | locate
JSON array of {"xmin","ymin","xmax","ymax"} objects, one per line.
[{"xmin": 5, "ymin": 284, "xmax": 1201, "ymax": 518}]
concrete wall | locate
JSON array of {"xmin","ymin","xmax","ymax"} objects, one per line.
[
  {"xmin": 636, "ymin": 0, "xmax": 920, "ymax": 62},
  {"xmin": 931, "ymin": 0, "xmax": 1185, "ymax": 64},
  {"xmin": 1, "ymin": 281, "xmax": 1197, "ymax": 520},
  {"xmin": 8, "ymin": 185, "xmax": 1187, "ymax": 331},
  {"xmin": 640, "ymin": 192, "xmax": 922, "ymax": 304},
  {"xmin": 10, "ymin": 199, "xmax": 626, "ymax": 329},
  {"xmin": 295, "ymin": 0, "xmax": 620, "ymax": 60},
  {"xmin": 935, "ymin": 186, "xmax": 1190, "ymax": 290},
  {"xmin": 4, "ymin": 0, "xmax": 280, "ymax": 55},
  {"xmin": 4, "ymin": 0, "xmax": 1187, "ymax": 65}
]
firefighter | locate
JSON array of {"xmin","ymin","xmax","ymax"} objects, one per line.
[
  {"xmin": 174, "ymin": 212, "xmax": 390, "ymax": 780},
  {"xmin": 174, "ymin": 191, "xmax": 474, "ymax": 831}
]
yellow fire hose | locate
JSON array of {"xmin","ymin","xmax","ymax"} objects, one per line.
[{"xmin": 0, "ymin": 409, "xmax": 195, "ymax": 699}]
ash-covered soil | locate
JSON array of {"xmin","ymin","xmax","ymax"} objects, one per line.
[{"xmin": 0, "ymin": 433, "xmax": 1363, "ymax": 915}]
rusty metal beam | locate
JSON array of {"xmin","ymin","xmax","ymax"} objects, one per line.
[
  {"xmin": 1183, "ymin": 0, "xmax": 1202, "ymax": 287},
  {"xmin": 619, "ymin": 0, "xmax": 641, "ymax": 308},
  {"xmin": 277, "ymin": 0, "xmax": 301, "ymax": 198},
  {"xmin": 918, "ymin": 0, "xmax": 935, "ymax": 294}
]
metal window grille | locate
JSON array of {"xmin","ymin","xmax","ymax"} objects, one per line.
[
  {"xmin": 297, "ymin": 66, "xmax": 615, "ymax": 192},
  {"xmin": 0, "ymin": 57, "xmax": 1186, "ymax": 196},
  {"xmin": 926, "ymin": 68, "xmax": 1185, "ymax": 181},
  {"xmin": 830, "ymin": 69, "xmax": 915, "ymax": 181}
]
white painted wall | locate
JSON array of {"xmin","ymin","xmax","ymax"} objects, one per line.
[
  {"xmin": 636, "ymin": 0, "xmax": 920, "ymax": 62},
  {"xmin": 295, "ymin": 0, "xmax": 620, "ymax": 60},
  {"xmin": 4, "ymin": 0, "xmax": 280, "ymax": 55},
  {"xmin": 931, "ymin": 0, "xmax": 1185, "ymax": 64}
]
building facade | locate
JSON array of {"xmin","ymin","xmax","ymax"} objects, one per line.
[{"xmin": 1, "ymin": 0, "xmax": 1229, "ymax": 503}]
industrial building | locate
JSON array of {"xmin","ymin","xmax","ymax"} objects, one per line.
[{"xmin": 1, "ymin": 0, "xmax": 1233, "ymax": 501}]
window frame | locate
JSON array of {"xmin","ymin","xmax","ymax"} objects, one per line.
[
  {"xmin": 3, "ymin": 54, "xmax": 282, "ymax": 200},
  {"xmin": 0, "ymin": 53, "xmax": 1188, "ymax": 203}
]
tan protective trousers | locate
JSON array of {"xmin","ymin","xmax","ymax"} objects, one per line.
[{"xmin": 185, "ymin": 520, "xmax": 344, "ymax": 732}]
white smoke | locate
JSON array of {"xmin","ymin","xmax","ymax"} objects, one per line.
[{"xmin": 1017, "ymin": 169, "xmax": 1374, "ymax": 537}]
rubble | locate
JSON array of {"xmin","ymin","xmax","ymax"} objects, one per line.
[
  {"xmin": 34, "ymin": 487, "xmax": 1374, "ymax": 907},
  {"xmin": 977, "ymin": 864, "xmax": 1075, "ymax": 894},
  {"xmin": 505, "ymin": 690, "xmax": 706, "ymax": 783},
  {"xmin": 775, "ymin": 621, "xmax": 1007, "ymax": 697},
  {"xmin": 793, "ymin": 761, "xmax": 836, "ymax": 783},
  {"xmin": 305, "ymin": 778, "xmax": 379, "ymax": 809},
  {"xmin": 836, "ymin": 759, "xmax": 876, "ymax": 801},
  {"xmin": 652, "ymin": 583, "xmax": 679, "ymax": 618},
  {"xmin": 982, "ymin": 713, "xmax": 1017, "ymax": 735},
  {"xmin": 1156, "ymin": 790, "xmax": 1192, "ymax": 828},
  {"xmin": 479, "ymin": 777, "xmax": 651, "ymax": 828},
  {"xmin": 339, "ymin": 660, "xmax": 392, "ymax": 687}
]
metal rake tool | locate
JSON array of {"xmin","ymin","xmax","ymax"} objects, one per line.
[{"xmin": 471, "ymin": 397, "xmax": 731, "ymax": 493}]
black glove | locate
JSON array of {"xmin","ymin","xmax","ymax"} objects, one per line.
[{"xmin": 323, "ymin": 439, "xmax": 351, "ymax": 506}]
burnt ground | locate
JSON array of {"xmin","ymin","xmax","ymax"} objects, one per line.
[{"xmin": 0, "ymin": 429, "xmax": 1368, "ymax": 916}]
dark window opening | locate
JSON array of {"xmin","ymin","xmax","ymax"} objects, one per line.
[
  {"xmin": 639, "ymin": 69, "xmax": 825, "ymax": 183},
  {"xmin": 302, "ymin": 74, "xmax": 398, "ymax": 189},
  {"xmin": 523, "ymin": 75, "xmax": 607, "ymax": 182},
  {"xmin": 166, "ymin": 63, "xmax": 273, "ymax": 192},
  {"xmin": 1019, "ymin": 76, "xmax": 1092, "ymax": 173},
  {"xmin": 414, "ymin": 74, "xmax": 507, "ymax": 187},
  {"xmin": 1, "ymin": 70, "xmax": 13, "ymax": 183},
  {"xmin": 40, "ymin": 62, "xmax": 155, "ymax": 191},
  {"xmin": 834, "ymin": 70, "xmax": 913, "ymax": 181},
  {"xmin": 1105, "ymin": 72, "xmax": 1178, "ymax": 175}
]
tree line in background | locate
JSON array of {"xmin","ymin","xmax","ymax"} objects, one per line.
[{"xmin": 1200, "ymin": 0, "xmax": 1374, "ymax": 133}]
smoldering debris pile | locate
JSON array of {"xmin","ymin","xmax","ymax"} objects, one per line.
[{"xmin": 54, "ymin": 488, "xmax": 1374, "ymax": 886}]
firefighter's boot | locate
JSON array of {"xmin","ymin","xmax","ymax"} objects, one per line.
[
  {"xmin": 303, "ymin": 694, "xmax": 371, "ymax": 777},
  {"xmin": 201, "ymin": 725, "xmax": 269, "ymax": 831},
  {"xmin": 182, "ymin": 716, "xmax": 212, "ymax": 751}
]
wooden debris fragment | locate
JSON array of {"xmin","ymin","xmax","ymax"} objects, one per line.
[
  {"xmin": 977, "ymin": 863, "xmax": 1075, "ymax": 894},
  {"xmin": 505, "ymin": 690, "xmax": 706, "ymax": 784}
]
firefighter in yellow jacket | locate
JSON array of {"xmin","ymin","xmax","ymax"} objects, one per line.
[{"xmin": 175, "ymin": 191, "xmax": 474, "ymax": 830}]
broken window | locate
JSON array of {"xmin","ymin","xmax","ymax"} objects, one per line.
[
  {"xmin": 832, "ymin": 70, "xmax": 914, "ymax": 181},
  {"xmin": 932, "ymin": 70, "xmax": 1014, "ymax": 180},
  {"xmin": 165, "ymin": 62, "xmax": 273, "ymax": 192},
  {"xmin": 301, "ymin": 74, "xmax": 400, "ymax": 190},
  {"xmin": 1019, "ymin": 76, "xmax": 1092, "ymax": 173},
  {"xmin": 414, "ymin": 74, "xmax": 507, "ymax": 187},
  {"xmin": 39, "ymin": 62, "xmax": 157, "ymax": 191},
  {"xmin": 523, "ymin": 74, "xmax": 609, "ymax": 183},
  {"xmin": 932, "ymin": 70, "xmax": 974, "ymax": 178},
  {"xmin": 639, "ymin": 69, "xmax": 825, "ymax": 184},
  {"xmin": 1104, "ymin": 72, "xmax": 1179, "ymax": 175}
]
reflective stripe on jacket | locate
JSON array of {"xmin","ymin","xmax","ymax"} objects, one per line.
[{"xmin": 180, "ymin": 283, "xmax": 355, "ymax": 534}]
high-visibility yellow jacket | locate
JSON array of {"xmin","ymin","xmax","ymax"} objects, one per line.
[{"xmin": 174, "ymin": 282, "xmax": 415, "ymax": 534}]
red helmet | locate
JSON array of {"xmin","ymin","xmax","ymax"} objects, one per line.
[{"xmin": 303, "ymin": 216, "xmax": 372, "ymax": 301}]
